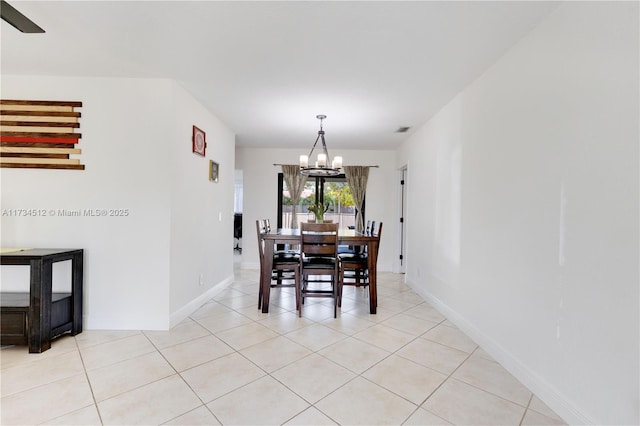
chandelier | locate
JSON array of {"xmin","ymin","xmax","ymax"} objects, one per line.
[{"xmin": 299, "ymin": 115, "xmax": 342, "ymax": 176}]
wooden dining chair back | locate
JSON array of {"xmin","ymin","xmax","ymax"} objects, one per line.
[
  {"xmin": 256, "ymin": 219, "xmax": 300, "ymax": 310},
  {"xmin": 338, "ymin": 222, "xmax": 382, "ymax": 307},
  {"xmin": 299, "ymin": 222, "xmax": 340, "ymax": 318}
]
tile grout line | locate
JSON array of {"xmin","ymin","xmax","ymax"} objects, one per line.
[
  {"xmin": 74, "ymin": 335, "xmax": 105, "ymax": 426},
  {"xmin": 143, "ymin": 327, "xmax": 226, "ymax": 425},
  {"xmin": 519, "ymin": 393, "xmax": 535, "ymax": 426}
]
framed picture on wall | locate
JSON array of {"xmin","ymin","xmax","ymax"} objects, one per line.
[
  {"xmin": 192, "ymin": 125, "xmax": 206, "ymax": 156},
  {"xmin": 209, "ymin": 160, "xmax": 219, "ymax": 182}
]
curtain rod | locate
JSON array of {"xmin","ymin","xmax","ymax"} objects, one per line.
[{"xmin": 272, "ymin": 163, "xmax": 379, "ymax": 168}]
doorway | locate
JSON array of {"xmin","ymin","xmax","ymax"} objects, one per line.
[{"xmin": 233, "ymin": 169, "xmax": 243, "ymax": 260}]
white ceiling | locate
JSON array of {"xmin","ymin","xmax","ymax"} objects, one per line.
[{"xmin": 1, "ymin": 1, "xmax": 559, "ymax": 150}]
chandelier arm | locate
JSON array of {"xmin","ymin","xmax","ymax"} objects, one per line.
[
  {"xmin": 307, "ymin": 132, "xmax": 322, "ymax": 159},
  {"xmin": 320, "ymin": 133, "xmax": 330, "ymax": 161}
]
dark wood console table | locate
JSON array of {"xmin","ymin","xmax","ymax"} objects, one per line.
[{"xmin": 0, "ymin": 248, "xmax": 83, "ymax": 353}]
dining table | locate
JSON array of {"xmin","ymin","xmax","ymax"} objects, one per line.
[{"xmin": 259, "ymin": 228, "xmax": 381, "ymax": 314}]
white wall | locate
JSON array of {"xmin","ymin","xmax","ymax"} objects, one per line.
[
  {"xmin": 397, "ymin": 2, "xmax": 638, "ymax": 425},
  {"xmin": 1, "ymin": 76, "xmax": 235, "ymax": 330},
  {"xmin": 168, "ymin": 82, "xmax": 235, "ymax": 321},
  {"xmin": 235, "ymin": 147, "xmax": 397, "ymax": 273}
]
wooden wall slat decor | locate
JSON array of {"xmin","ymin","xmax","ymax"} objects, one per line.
[
  {"xmin": 0, "ymin": 100, "xmax": 84, "ymax": 170},
  {"xmin": 0, "ymin": 157, "xmax": 80, "ymax": 165},
  {"xmin": 4, "ymin": 142, "xmax": 76, "ymax": 148},
  {"xmin": 1, "ymin": 111, "xmax": 81, "ymax": 118},
  {"xmin": 0, "ymin": 163, "xmax": 85, "ymax": 170},
  {"xmin": 3, "ymin": 127, "xmax": 81, "ymax": 134},
  {"xmin": 2, "ymin": 153, "xmax": 70, "ymax": 159},
  {"xmin": 1, "ymin": 136, "xmax": 79, "ymax": 144},
  {"xmin": 1, "ymin": 121, "xmax": 80, "ymax": 128},
  {"xmin": 0, "ymin": 100, "xmax": 82, "ymax": 107},
  {"xmin": 1, "ymin": 131, "xmax": 81, "ymax": 138},
  {"xmin": 0, "ymin": 147, "xmax": 81, "ymax": 154}
]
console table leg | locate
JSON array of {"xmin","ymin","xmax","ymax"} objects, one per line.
[
  {"xmin": 71, "ymin": 252, "xmax": 83, "ymax": 335},
  {"xmin": 28, "ymin": 258, "xmax": 52, "ymax": 353}
]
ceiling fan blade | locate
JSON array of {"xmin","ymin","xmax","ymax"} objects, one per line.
[{"xmin": 1, "ymin": 0, "xmax": 44, "ymax": 33}]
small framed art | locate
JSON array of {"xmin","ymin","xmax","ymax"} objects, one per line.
[
  {"xmin": 209, "ymin": 160, "xmax": 219, "ymax": 182},
  {"xmin": 192, "ymin": 125, "xmax": 206, "ymax": 156}
]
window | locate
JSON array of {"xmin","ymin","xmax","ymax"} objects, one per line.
[{"xmin": 277, "ymin": 173, "xmax": 364, "ymax": 230}]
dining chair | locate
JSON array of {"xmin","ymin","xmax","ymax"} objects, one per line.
[
  {"xmin": 263, "ymin": 218, "xmax": 301, "ymax": 256},
  {"xmin": 299, "ymin": 222, "xmax": 340, "ymax": 318},
  {"xmin": 338, "ymin": 221, "xmax": 382, "ymax": 307},
  {"xmin": 256, "ymin": 219, "xmax": 300, "ymax": 311}
]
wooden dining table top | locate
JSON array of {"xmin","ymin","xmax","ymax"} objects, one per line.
[{"xmin": 261, "ymin": 228, "xmax": 379, "ymax": 242}]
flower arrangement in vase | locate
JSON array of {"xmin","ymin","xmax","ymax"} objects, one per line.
[{"xmin": 308, "ymin": 202, "xmax": 330, "ymax": 223}]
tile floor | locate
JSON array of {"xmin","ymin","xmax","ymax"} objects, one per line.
[{"xmin": 1, "ymin": 268, "xmax": 567, "ymax": 425}]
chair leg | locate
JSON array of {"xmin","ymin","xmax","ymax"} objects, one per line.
[
  {"xmin": 258, "ymin": 263, "xmax": 267, "ymax": 310},
  {"xmin": 333, "ymin": 276, "xmax": 340, "ymax": 318},
  {"xmin": 298, "ymin": 272, "xmax": 339, "ymax": 318},
  {"xmin": 338, "ymin": 268, "xmax": 344, "ymax": 307},
  {"xmin": 294, "ymin": 268, "xmax": 301, "ymax": 313},
  {"xmin": 298, "ymin": 274, "xmax": 304, "ymax": 318}
]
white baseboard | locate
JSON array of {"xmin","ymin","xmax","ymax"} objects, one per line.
[
  {"xmin": 406, "ymin": 278, "xmax": 595, "ymax": 426},
  {"xmin": 169, "ymin": 274, "xmax": 234, "ymax": 328}
]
